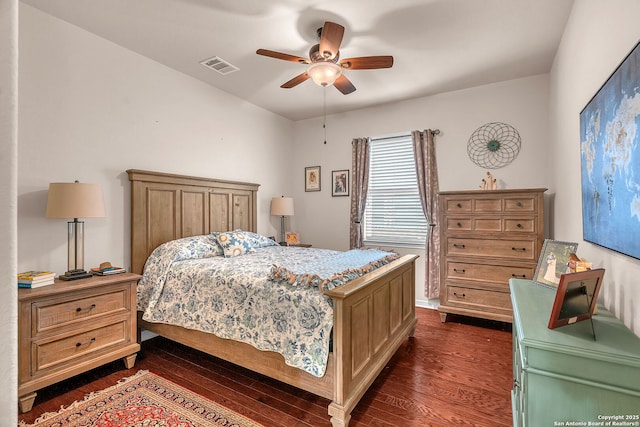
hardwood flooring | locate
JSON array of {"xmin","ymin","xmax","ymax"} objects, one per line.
[{"xmin": 18, "ymin": 308, "xmax": 513, "ymax": 426}]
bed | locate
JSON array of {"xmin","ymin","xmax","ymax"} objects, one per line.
[{"xmin": 128, "ymin": 169, "xmax": 418, "ymax": 427}]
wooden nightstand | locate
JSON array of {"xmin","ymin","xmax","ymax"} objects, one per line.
[{"xmin": 18, "ymin": 272, "xmax": 141, "ymax": 413}]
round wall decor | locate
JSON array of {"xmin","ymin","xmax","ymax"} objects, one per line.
[{"xmin": 467, "ymin": 122, "xmax": 521, "ymax": 169}]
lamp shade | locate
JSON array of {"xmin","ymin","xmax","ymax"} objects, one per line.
[
  {"xmin": 46, "ymin": 182, "xmax": 106, "ymax": 219},
  {"xmin": 270, "ymin": 197, "xmax": 294, "ymax": 216},
  {"xmin": 307, "ymin": 61, "xmax": 342, "ymax": 87}
]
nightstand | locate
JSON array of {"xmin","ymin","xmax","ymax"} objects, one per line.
[{"xmin": 18, "ymin": 272, "xmax": 141, "ymax": 413}]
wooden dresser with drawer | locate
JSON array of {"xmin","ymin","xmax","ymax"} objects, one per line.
[
  {"xmin": 18, "ymin": 273, "xmax": 141, "ymax": 412},
  {"xmin": 438, "ymin": 188, "xmax": 546, "ymax": 323}
]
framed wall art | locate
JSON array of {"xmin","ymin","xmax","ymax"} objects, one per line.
[
  {"xmin": 331, "ymin": 170, "xmax": 349, "ymax": 197},
  {"xmin": 548, "ymin": 268, "xmax": 605, "ymax": 331},
  {"xmin": 305, "ymin": 166, "xmax": 321, "ymax": 192},
  {"xmin": 533, "ymin": 239, "xmax": 578, "ymax": 288},
  {"xmin": 580, "ymin": 39, "xmax": 640, "ymax": 260}
]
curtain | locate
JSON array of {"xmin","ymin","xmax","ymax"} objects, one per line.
[
  {"xmin": 412, "ymin": 130, "xmax": 440, "ymax": 299},
  {"xmin": 350, "ymin": 137, "xmax": 370, "ymax": 249}
]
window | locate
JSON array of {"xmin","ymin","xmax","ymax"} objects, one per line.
[{"xmin": 363, "ymin": 133, "xmax": 427, "ymax": 247}]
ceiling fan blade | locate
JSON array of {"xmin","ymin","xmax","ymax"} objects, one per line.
[
  {"xmin": 256, "ymin": 49, "xmax": 309, "ymax": 64},
  {"xmin": 319, "ymin": 21, "xmax": 345, "ymax": 60},
  {"xmin": 281, "ymin": 72, "xmax": 310, "ymax": 88},
  {"xmin": 333, "ymin": 74, "xmax": 356, "ymax": 95},
  {"xmin": 340, "ymin": 56, "xmax": 394, "ymax": 70}
]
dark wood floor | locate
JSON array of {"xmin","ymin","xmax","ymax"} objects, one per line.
[{"xmin": 18, "ymin": 308, "xmax": 513, "ymax": 426}]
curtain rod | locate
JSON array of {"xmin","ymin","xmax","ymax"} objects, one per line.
[{"xmin": 431, "ymin": 129, "xmax": 440, "ymax": 136}]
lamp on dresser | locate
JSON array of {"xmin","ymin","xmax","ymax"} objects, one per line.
[
  {"xmin": 45, "ymin": 180, "xmax": 105, "ymax": 280},
  {"xmin": 270, "ymin": 196, "xmax": 294, "ymax": 246}
]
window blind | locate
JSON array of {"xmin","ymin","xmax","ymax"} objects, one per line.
[{"xmin": 363, "ymin": 133, "xmax": 427, "ymax": 247}]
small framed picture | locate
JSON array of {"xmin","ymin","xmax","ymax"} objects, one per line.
[
  {"xmin": 548, "ymin": 268, "xmax": 605, "ymax": 330},
  {"xmin": 533, "ymin": 239, "xmax": 579, "ymax": 288},
  {"xmin": 285, "ymin": 232, "xmax": 300, "ymax": 245},
  {"xmin": 305, "ymin": 166, "xmax": 321, "ymax": 192},
  {"xmin": 331, "ymin": 170, "xmax": 349, "ymax": 197}
]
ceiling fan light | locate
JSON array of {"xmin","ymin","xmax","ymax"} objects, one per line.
[{"xmin": 307, "ymin": 61, "xmax": 342, "ymax": 87}]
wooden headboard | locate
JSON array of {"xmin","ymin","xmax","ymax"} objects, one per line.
[{"xmin": 127, "ymin": 169, "xmax": 260, "ymax": 274}]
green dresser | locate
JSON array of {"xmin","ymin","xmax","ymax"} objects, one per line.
[{"xmin": 510, "ymin": 279, "xmax": 640, "ymax": 427}]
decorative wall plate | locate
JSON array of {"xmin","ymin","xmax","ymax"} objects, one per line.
[{"xmin": 467, "ymin": 122, "xmax": 521, "ymax": 169}]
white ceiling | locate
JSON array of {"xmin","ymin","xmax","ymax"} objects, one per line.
[{"xmin": 21, "ymin": 0, "xmax": 574, "ymax": 121}]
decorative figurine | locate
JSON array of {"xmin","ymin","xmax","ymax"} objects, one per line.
[{"xmin": 487, "ymin": 171, "xmax": 497, "ymax": 190}]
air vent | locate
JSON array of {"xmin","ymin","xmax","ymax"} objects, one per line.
[{"xmin": 200, "ymin": 56, "xmax": 239, "ymax": 75}]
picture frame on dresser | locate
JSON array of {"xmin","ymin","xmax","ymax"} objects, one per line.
[
  {"xmin": 547, "ymin": 268, "xmax": 605, "ymax": 330},
  {"xmin": 532, "ymin": 239, "xmax": 578, "ymax": 289}
]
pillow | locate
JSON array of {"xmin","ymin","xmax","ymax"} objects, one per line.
[
  {"xmin": 216, "ymin": 230, "xmax": 256, "ymax": 258},
  {"xmin": 241, "ymin": 231, "xmax": 279, "ymax": 248},
  {"xmin": 162, "ymin": 234, "xmax": 223, "ymax": 261}
]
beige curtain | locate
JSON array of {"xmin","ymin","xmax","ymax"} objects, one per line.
[
  {"xmin": 350, "ymin": 137, "xmax": 370, "ymax": 249},
  {"xmin": 412, "ymin": 130, "xmax": 440, "ymax": 299}
]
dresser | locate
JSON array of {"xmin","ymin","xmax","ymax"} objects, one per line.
[
  {"xmin": 510, "ymin": 278, "xmax": 640, "ymax": 426},
  {"xmin": 18, "ymin": 273, "xmax": 141, "ymax": 412},
  {"xmin": 438, "ymin": 188, "xmax": 546, "ymax": 323}
]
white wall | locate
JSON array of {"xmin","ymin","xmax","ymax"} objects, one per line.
[
  {"xmin": 1, "ymin": 0, "xmax": 18, "ymax": 421},
  {"xmin": 550, "ymin": 0, "xmax": 640, "ymax": 335},
  {"xmin": 18, "ymin": 4, "xmax": 295, "ymax": 275},
  {"xmin": 292, "ymin": 75, "xmax": 554, "ymax": 306}
]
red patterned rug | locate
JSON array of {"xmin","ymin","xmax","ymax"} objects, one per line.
[{"xmin": 20, "ymin": 370, "xmax": 264, "ymax": 427}]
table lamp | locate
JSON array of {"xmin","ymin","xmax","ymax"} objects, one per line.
[
  {"xmin": 270, "ymin": 196, "xmax": 294, "ymax": 245},
  {"xmin": 46, "ymin": 181, "xmax": 105, "ymax": 280}
]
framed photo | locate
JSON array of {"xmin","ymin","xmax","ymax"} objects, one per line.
[
  {"xmin": 305, "ymin": 166, "xmax": 321, "ymax": 192},
  {"xmin": 331, "ymin": 169, "xmax": 349, "ymax": 197},
  {"xmin": 285, "ymin": 232, "xmax": 300, "ymax": 245},
  {"xmin": 548, "ymin": 268, "xmax": 605, "ymax": 330},
  {"xmin": 533, "ymin": 239, "xmax": 579, "ymax": 289}
]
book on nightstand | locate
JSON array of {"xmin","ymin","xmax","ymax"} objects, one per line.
[{"xmin": 17, "ymin": 271, "xmax": 56, "ymax": 288}]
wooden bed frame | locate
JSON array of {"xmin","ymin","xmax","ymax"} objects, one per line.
[{"xmin": 127, "ymin": 169, "xmax": 418, "ymax": 427}]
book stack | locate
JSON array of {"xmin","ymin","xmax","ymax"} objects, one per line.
[
  {"xmin": 91, "ymin": 262, "xmax": 126, "ymax": 276},
  {"xmin": 18, "ymin": 271, "xmax": 56, "ymax": 288}
]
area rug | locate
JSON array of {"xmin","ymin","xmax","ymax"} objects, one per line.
[{"xmin": 20, "ymin": 370, "xmax": 264, "ymax": 427}]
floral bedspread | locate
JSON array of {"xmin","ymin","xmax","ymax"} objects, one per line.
[{"xmin": 137, "ymin": 232, "xmax": 397, "ymax": 377}]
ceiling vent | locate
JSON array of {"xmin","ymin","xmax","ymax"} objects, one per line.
[{"xmin": 200, "ymin": 56, "xmax": 239, "ymax": 75}]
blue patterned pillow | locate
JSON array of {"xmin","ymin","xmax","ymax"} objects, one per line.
[
  {"xmin": 241, "ymin": 231, "xmax": 279, "ymax": 248},
  {"xmin": 216, "ymin": 230, "xmax": 256, "ymax": 258},
  {"xmin": 167, "ymin": 235, "xmax": 223, "ymax": 261}
]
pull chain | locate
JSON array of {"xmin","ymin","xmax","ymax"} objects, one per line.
[{"xmin": 323, "ymin": 88, "xmax": 327, "ymax": 144}]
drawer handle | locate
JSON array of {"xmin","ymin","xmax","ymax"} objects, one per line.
[
  {"xmin": 75, "ymin": 337, "xmax": 96, "ymax": 348},
  {"xmin": 511, "ymin": 274, "xmax": 526, "ymax": 278},
  {"xmin": 453, "ymin": 268, "xmax": 466, "ymax": 274},
  {"xmin": 453, "ymin": 243, "xmax": 466, "ymax": 249},
  {"xmin": 76, "ymin": 304, "xmax": 96, "ymax": 313},
  {"xmin": 511, "ymin": 247, "xmax": 526, "ymax": 252},
  {"xmin": 453, "ymin": 292, "xmax": 466, "ymax": 298},
  {"xmin": 457, "ymin": 222, "xmax": 462, "ymax": 227},
  {"xmin": 517, "ymin": 202, "xmax": 523, "ymax": 207},
  {"xmin": 516, "ymin": 223, "xmax": 523, "ymax": 228},
  {"xmin": 456, "ymin": 203, "xmax": 462, "ymax": 208}
]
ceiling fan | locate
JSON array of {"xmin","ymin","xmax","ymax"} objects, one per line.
[{"xmin": 256, "ymin": 21, "xmax": 393, "ymax": 95}]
